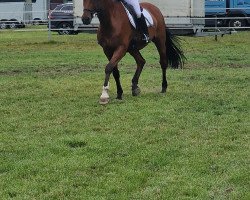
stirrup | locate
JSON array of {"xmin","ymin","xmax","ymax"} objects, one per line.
[{"xmin": 142, "ymin": 34, "xmax": 150, "ymax": 43}]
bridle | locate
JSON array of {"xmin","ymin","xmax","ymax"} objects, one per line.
[{"xmin": 83, "ymin": 8, "xmax": 98, "ymax": 16}]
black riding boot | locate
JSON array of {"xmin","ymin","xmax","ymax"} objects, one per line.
[{"xmin": 136, "ymin": 14, "xmax": 150, "ymax": 43}]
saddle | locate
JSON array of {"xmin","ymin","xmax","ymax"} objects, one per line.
[{"xmin": 119, "ymin": 0, "xmax": 154, "ymax": 28}]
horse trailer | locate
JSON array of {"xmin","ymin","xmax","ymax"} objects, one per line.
[
  {"xmin": 32, "ymin": 0, "xmax": 49, "ymax": 24},
  {"xmin": 147, "ymin": 0, "xmax": 205, "ymax": 35},
  {"xmin": 0, "ymin": 0, "xmax": 47, "ymax": 28},
  {"xmin": 0, "ymin": 0, "xmax": 67, "ymax": 29},
  {"xmin": 0, "ymin": 0, "xmax": 32, "ymax": 29},
  {"xmin": 73, "ymin": 0, "xmax": 217, "ymax": 36}
]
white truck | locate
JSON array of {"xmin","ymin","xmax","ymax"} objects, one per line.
[{"xmin": 73, "ymin": 0, "xmax": 207, "ymax": 35}]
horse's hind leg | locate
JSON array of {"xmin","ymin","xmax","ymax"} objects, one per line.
[
  {"xmin": 153, "ymin": 38, "xmax": 168, "ymax": 93},
  {"xmin": 129, "ymin": 49, "xmax": 146, "ymax": 96}
]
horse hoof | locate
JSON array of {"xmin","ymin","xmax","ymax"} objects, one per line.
[
  {"xmin": 161, "ymin": 88, "xmax": 167, "ymax": 93},
  {"xmin": 132, "ymin": 87, "xmax": 141, "ymax": 96},
  {"xmin": 116, "ymin": 96, "xmax": 123, "ymax": 100},
  {"xmin": 99, "ymin": 97, "xmax": 109, "ymax": 105}
]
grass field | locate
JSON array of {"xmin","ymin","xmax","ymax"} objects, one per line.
[{"xmin": 0, "ymin": 30, "xmax": 249, "ymax": 199}]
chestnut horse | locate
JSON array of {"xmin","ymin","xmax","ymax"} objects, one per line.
[{"xmin": 82, "ymin": 0, "xmax": 185, "ymax": 104}]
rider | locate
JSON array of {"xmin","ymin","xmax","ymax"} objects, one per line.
[{"xmin": 122, "ymin": 0, "xmax": 150, "ymax": 43}]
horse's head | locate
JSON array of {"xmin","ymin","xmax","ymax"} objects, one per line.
[{"xmin": 82, "ymin": 0, "xmax": 98, "ymax": 25}]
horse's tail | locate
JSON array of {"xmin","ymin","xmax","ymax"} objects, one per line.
[{"xmin": 165, "ymin": 29, "xmax": 186, "ymax": 69}]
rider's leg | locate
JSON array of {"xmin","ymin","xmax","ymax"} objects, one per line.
[
  {"xmin": 123, "ymin": 0, "xmax": 150, "ymax": 42},
  {"xmin": 123, "ymin": 0, "xmax": 141, "ymax": 18},
  {"xmin": 136, "ymin": 14, "xmax": 150, "ymax": 43}
]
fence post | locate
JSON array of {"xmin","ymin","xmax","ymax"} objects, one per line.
[{"xmin": 48, "ymin": 0, "xmax": 51, "ymax": 41}]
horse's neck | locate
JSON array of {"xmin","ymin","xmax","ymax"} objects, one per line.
[
  {"xmin": 97, "ymin": 1, "xmax": 116, "ymax": 30},
  {"xmin": 98, "ymin": 11, "xmax": 112, "ymax": 28}
]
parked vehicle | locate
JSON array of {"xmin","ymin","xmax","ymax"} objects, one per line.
[
  {"xmin": 205, "ymin": 0, "xmax": 250, "ymax": 28},
  {"xmin": 32, "ymin": 0, "xmax": 48, "ymax": 25},
  {"xmin": 0, "ymin": 0, "xmax": 68, "ymax": 29},
  {"xmin": 0, "ymin": 0, "xmax": 32, "ymax": 29},
  {"xmin": 49, "ymin": 3, "xmax": 76, "ymax": 35}
]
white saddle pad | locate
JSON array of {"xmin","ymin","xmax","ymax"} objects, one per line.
[{"xmin": 121, "ymin": 3, "xmax": 154, "ymax": 28}]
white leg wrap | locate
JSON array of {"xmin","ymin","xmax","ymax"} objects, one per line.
[{"xmin": 100, "ymin": 83, "xmax": 110, "ymax": 99}]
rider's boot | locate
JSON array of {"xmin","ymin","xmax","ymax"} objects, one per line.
[{"xmin": 136, "ymin": 14, "xmax": 150, "ymax": 43}]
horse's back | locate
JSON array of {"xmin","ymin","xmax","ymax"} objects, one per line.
[
  {"xmin": 140, "ymin": 2, "xmax": 166, "ymax": 38},
  {"xmin": 141, "ymin": 2, "xmax": 165, "ymax": 21}
]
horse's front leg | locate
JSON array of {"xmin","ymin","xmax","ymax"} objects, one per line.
[
  {"xmin": 100, "ymin": 46, "xmax": 127, "ymax": 105},
  {"xmin": 112, "ymin": 67, "xmax": 123, "ymax": 100},
  {"xmin": 104, "ymin": 50, "xmax": 123, "ymax": 100}
]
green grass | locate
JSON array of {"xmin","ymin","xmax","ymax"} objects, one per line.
[{"xmin": 0, "ymin": 30, "xmax": 249, "ymax": 199}]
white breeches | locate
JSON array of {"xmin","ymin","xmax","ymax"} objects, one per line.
[{"xmin": 123, "ymin": 0, "xmax": 142, "ymax": 18}]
